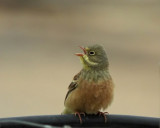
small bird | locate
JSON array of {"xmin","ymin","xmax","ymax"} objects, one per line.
[{"xmin": 62, "ymin": 44, "xmax": 114, "ymax": 123}]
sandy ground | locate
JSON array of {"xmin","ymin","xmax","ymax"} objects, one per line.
[{"xmin": 0, "ymin": 0, "xmax": 160, "ymax": 118}]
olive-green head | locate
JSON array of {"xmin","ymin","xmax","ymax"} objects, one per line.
[{"xmin": 75, "ymin": 44, "xmax": 109, "ymax": 70}]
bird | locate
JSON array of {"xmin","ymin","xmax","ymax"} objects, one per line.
[{"xmin": 62, "ymin": 44, "xmax": 114, "ymax": 123}]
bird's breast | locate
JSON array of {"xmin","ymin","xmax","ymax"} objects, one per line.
[
  {"xmin": 65, "ymin": 70, "xmax": 114, "ymax": 114},
  {"xmin": 77, "ymin": 77, "xmax": 114, "ymax": 114},
  {"xmin": 80, "ymin": 69, "xmax": 111, "ymax": 83}
]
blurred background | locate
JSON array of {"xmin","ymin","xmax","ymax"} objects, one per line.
[{"xmin": 0, "ymin": 0, "xmax": 160, "ymax": 118}]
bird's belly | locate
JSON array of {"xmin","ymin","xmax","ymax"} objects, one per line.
[{"xmin": 65, "ymin": 79, "xmax": 114, "ymax": 114}]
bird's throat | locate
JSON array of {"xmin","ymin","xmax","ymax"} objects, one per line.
[{"xmin": 79, "ymin": 55, "xmax": 98, "ymax": 70}]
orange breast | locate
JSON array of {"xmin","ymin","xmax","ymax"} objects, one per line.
[{"xmin": 65, "ymin": 78, "xmax": 114, "ymax": 114}]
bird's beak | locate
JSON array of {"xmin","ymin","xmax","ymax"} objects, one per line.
[{"xmin": 75, "ymin": 46, "xmax": 87, "ymax": 56}]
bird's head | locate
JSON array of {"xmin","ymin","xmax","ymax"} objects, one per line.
[{"xmin": 75, "ymin": 44, "xmax": 109, "ymax": 70}]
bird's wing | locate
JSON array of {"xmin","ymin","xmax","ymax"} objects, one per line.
[{"xmin": 64, "ymin": 71, "xmax": 81, "ymax": 103}]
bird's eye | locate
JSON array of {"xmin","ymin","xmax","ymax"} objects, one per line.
[{"xmin": 89, "ymin": 51, "xmax": 95, "ymax": 55}]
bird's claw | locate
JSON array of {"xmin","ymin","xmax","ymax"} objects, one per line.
[
  {"xmin": 97, "ymin": 111, "xmax": 109, "ymax": 123},
  {"xmin": 74, "ymin": 112, "xmax": 85, "ymax": 124}
]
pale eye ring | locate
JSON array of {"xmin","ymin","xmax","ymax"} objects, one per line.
[{"xmin": 89, "ymin": 51, "xmax": 95, "ymax": 55}]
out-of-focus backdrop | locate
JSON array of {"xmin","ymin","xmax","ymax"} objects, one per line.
[{"xmin": 0, "ymin": 0, "xmax": 160, "ymax": 118}]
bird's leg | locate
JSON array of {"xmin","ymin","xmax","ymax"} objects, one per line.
[
  {"xmin": 97, "ymin": 111, "xmax": 109, "ymax": 123},
  {"xmin": 74, "ymin": 112, "xmax": 85, "ymax": 124}
]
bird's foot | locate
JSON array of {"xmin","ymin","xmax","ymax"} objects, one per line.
[
  {"xmin": 97, "ymin": 111, "xmax": 109, "ymax": 123},
  {"xmin": 74, "ymin": 112, "xmax": 85, "ymax": 124}
]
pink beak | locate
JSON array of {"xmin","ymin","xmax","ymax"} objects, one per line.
[{"xmin": 75, "ymin": 46, "xmax": 87, "ymax": 56}]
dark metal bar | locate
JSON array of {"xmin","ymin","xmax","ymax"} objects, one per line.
[{"xmin": 0, "ymin": 114, "xmax": 159, "ymax": 128}]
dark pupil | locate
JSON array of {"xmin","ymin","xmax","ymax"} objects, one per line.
[{"xmin": 90, "ymin": 51, "xmax": 94, "ymax": 55}]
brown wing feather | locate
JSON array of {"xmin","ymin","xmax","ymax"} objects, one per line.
[{"xmin": 64, "ymin": 71, "xmax": 81, "ymax": 103}]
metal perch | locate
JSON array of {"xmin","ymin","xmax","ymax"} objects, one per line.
[{"xmin": 0, "ymin": 114, "xmax": 159, "ymax": 128}]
